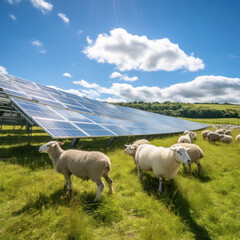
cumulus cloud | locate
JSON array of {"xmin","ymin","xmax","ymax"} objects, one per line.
[
  {"xmin": 58, "ymin": 13, "xmax": 69, "ymax": 23},
  {"xmin": 62, "ymin": 72, "xmax": 72, "ymax": 78},
  {"xmin": 83, "ymin": 28, "xmax": 205, "ymax": 72},
  {"xmin": 0, "ymin": 66, "xmax": 8, "ymax": 74},
  {"xmin": 7, "ymin": 0, "xmax": 21, "ymax": 4},
  {"xmin": 9, "ymin": 14, "xmax": 16, "ymax": 20},
  {"xmin": 71, "ymin": 75, "xmax": 240, "ymax": 104},
  {"xmin": 29, "ymin": 0, "xmax": 53, "ymax": 13},
  {"xmin": 110, "ymin": 71, "xmax": 138, "ymax": 82},
  {"xmin": 86, "ymin": 36, "xmax": 93, "ymax": 45},
  {"xmin": 73, "ymin": 79, "xmax": 100, "ymax": 89}
]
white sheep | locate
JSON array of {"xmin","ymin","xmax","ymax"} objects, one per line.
[
  {"xmin": 171, "ymin": 143, "xmax": 204, "ymax": 173},
  {"xmin": 220, "ymin": 135, "xmax": 233, "ymax": 144},
  {"xmin": 133, "ymin": 139, "xmax": 150, "ymax": 146},
  {"xmin": 125, "ymin": 139, "xmax": 150, "ymax": 164},
  {"xmin": 224, "ymin": 130, "xmax": 232, "ymax": 135},
  {"xmin": 124, "ymin": 144, "xmax": 139, "ymax": 164},
  {"xmin": 215, "ymin": 129, "xmax": 225, "ymax": 134},
  {"xmin": 236, "ymin": 134, "xmax": 240, "ymax": 142},
  {"xmin": 39, "ymin": 141, "xmax": 113, "ymax": 202},
  {"xmin": 178, "ymin": 132, "xmax": 192, "ymax": 143},
  {"xmin": 201, "ymin": 130, "xmax": 211, "ymax": 140},
  {"xmin": 207, "ymin": 132, "xmax": 224, "ymax": 144},
  {"xmin": 184, "ymin": 131, "xmax": 196, "ymax": 140},
  {"xmin": 135, "ymin": 144, "xmax": 191, "ymax": 193}
]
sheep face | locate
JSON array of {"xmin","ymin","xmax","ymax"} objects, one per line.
[
  {"xmin": 170, "ymin": 146, "xmax": 191, "ymax": 165},
  {"xmin": 39, "ymin": 141, "xmax": 64, "ymax": 153},
  {"xmin": 124, "ymin": 144, "xmax": 138, "ymax": 155}
]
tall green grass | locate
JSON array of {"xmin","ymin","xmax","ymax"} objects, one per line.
[{"xmin": 1, "ymin": 125, "xmax": 240, "ymax": 239}]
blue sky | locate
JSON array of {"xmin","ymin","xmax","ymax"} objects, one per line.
[{"xmin": 1, "ymin": 0, "xmax": 240, "ymax": 103}]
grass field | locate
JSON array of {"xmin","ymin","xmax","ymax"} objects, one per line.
[
  {"xmin": 181, "ymin": 117, "xmax": 240, "ymax": 126},
  {"xmin": 193, "ymin": 103, "xmax": 240, "ymax": 113},
  {"xmin": 1, "ymin": 125, "xmax": 240, "ymax": 240}
]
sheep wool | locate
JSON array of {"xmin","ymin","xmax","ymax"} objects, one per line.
[
  {"xmin": 236, "ymin": 135, "xmax": 240, "ymax": 142},
  {"xmin": 135, "ymin": 144, "xmax": 191, "ymax": 193},
  {"xmin": 171, "ymin": 143, "xmax": 204, "ymax": 173},
  {"xmin": 133, "ymin": 139, "xmax": 150, "ymax": 146},
  {"xmin": 220, "ymin": 135, "xmax": 233, "ymax": 144},
  {"xmin": 207, "ymin": 132, "xmax": 224, "ymax": 144},
  {"xmin": 39, "ymin": 141, "xmax": 113, "ymax": 202},
  {"xmin": 178, "ymin": 132, "xmax": 192, "ymax": 143},
  {"xmin": 201, "ymin": 130, "xmax": 211, "ymax": 139}
]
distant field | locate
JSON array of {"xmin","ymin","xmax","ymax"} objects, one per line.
[
  {"xmin": 193, "ymin": 103, "xmax": 240, "ymax": 113},
  {"xmin": 1, "ymin": 125, "xmax": 240, "ymax": 239},
  {"xmin": 182, "ymin": 117, "xmax": 240, "ymax": 126}
]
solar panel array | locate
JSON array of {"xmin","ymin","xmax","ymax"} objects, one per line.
[{"xmin": 0, "ymin": 72, "xmax": 206, "ymax": 138}]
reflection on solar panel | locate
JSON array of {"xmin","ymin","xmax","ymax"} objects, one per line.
[{"xmin": 0, "ymin": 72, "xmax": 207, "ymax": 138}]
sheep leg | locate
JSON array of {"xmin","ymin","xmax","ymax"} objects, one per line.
[
  {"xmin": 104, "ymin": 174, "xmax": 113, "ymax": 193},
  {"xmin": 94, "ymin": 179, "xmax": 105, "ymax": 202},
  {"xmin": 64, "ymin": 175, "xmax": 72, "ymax": 191},
  {"xmin": 197, "ymin": 163, "xmax": 202, "ymax": 173},
  {"xmin": 158, "ymin": 177, "xmax": 163, "ymax": 194},
  {"xmin": 188, "ymin": 163, "xmax": 192, "ymax": 173},
  {"xmin": 137, "ymin": 164, "xmax": 141, "ymax": 179}
]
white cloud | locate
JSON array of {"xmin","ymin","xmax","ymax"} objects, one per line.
[
  {"xmin": 73, "ymin": 79, "xmax": 100, "ymax": 89},
  {"xmin": 29, "ymin": 0, "xmax": 53, "ymax": 13},
  {"xmin": 0, "ymin": 66, "xmax": 8, "ymax": 74},
  {"xmin": 62, "ymin": 72, "xmax": 72, "ymax": 78},
  {"xmin": 32, "ymin": 40, "xmax": 46, "ymax": 53},
  {"xmin": 32, "ymin": 40, "xmax": 42, "ymax": 47},
  {"xmin": 86, "ymin": 36, "xmax": 93, "ymax": 45},
  {"xmin": 71, "ymin": 75, "xmax": 240, "ymax": 104},
  {"xmin": 58, "ymin": 13, "xmax": 69, "ymax": 23},
  {"xmin": 110, "ymin": 71, "xmax": 138, "ymax": 82},
  {"xmin": 83, "ymin": 28, "xmax": 205, "ymax": 72},
  {"xmin": 7, "ymin": 0, "xmax": 21, "ymax": 4},
  {"xmin": 9, "ymin": 14, "xmax": 16, "ymax": 20},
  {"xmin": 77, "ymin": 30, "xmax": 83, "ymax": 35}
]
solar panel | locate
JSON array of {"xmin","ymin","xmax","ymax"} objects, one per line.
[{"xmin": 0, "ymin": 72, "xmax": 207, "ymax": 138}]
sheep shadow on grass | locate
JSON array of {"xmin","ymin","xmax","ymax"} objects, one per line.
[
  {"xmin": 180, "ymin": 165, "xmax": 212, "ymax": 183},
  {"xmin": 141, "ymin": 172, "xmax": 211, "ymax": 240},
  {"xmin": 12, "ymin": 188, "xmax": 121, "ymax": 225}
]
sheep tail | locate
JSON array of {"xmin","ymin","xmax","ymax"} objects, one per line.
[{"xmin": 105, "ymin": 161, "xmax": 111, "ymax": 172}]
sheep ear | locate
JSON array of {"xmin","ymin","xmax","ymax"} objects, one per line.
[
  {"xmin": 125, "ymin": 144, "xmax": 130, "ymax": 147},
  {"xmin": 58, "ymin": 142, "xmax": 64, "ymax": 146},
  {"xmin": 169, "ymin": 147, "xmax": 177, "ymax": 151},
  {"xmin": 184, "ymin": 147, "xmax": 190, "ymax": 151}
]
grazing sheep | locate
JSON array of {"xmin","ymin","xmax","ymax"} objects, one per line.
[
  {"xmin": 125, "ymin": 139, "xmax": 150, "ymax": 164},
  {"xmin": 125, "ymin": 144, "xmax": 139, "ymax": 164},
  {"xmin": 135, "ymin": 144, "xmax": 191, "ymax": 193},
  {"xmin": 207, "ymin": 132, "xmax": 224, "ymax": 144},
  {"xmin": 39, "ymin": 141, "xmax": 113, "ymax": 202},
  {"xmin": 220, "ymin": 135, "xmax": 233, "ymax": 144},
  {"xmin": 201, "ymin": 130, "xmax": 211, "ymax": 140},
  {"xmin": 184, "ymin": 131, "xmax": 196, "ymax": 140},
  {"xmin": 171, "ymin": 143, "xmax": 204, "ymax": 173},
  {"xmin": 224, "ymin": 130, "xmax": 232, "ymax": 135},
  {"xmin": 133, "ymin": 139, "xmax": 150, "ymax": 146},
  {"xmin": 236, "ymin": 135, "xmax": 240, "ymax": 142},
  {"xmin": 178, "ymin": 132, "xmax": 192, "ymax": 143},
  {"xmin": 215, "ymin": 129, "xmax": 225, "ymax": 134}
]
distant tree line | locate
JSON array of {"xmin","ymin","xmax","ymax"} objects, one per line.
[{"xmin": 115, "ymin": 101, "xmax": 240, "ymax": 118}]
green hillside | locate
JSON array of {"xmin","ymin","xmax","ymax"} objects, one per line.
[{"xmin": 115, "ymin": 102, "xmax": 240, "ymax": 119}]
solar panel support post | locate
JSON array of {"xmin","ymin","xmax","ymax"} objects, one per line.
[
  {"xmin": 70, "ymin": 138, "xmax": 80, "ymax": 149},
  {"xmin": 26, "ymin": 122, "xmax": 32, "ymax": 146},
  {"xmin": 107, "ymin": 137, "xmax": 116, "ymax": 147}
]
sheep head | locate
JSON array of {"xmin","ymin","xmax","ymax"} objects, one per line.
[
  {"xmin": 169, "ymin": 146, "xmax": 191, "ymax": 165},
  {"xmin": 39, "ymin": 141, "xmax": 64, "ymax": 153}
]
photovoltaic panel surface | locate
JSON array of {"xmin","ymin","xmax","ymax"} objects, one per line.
[{"xmin": 0, "ymin": 72, "xmax": 207, "ymax": 138}]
